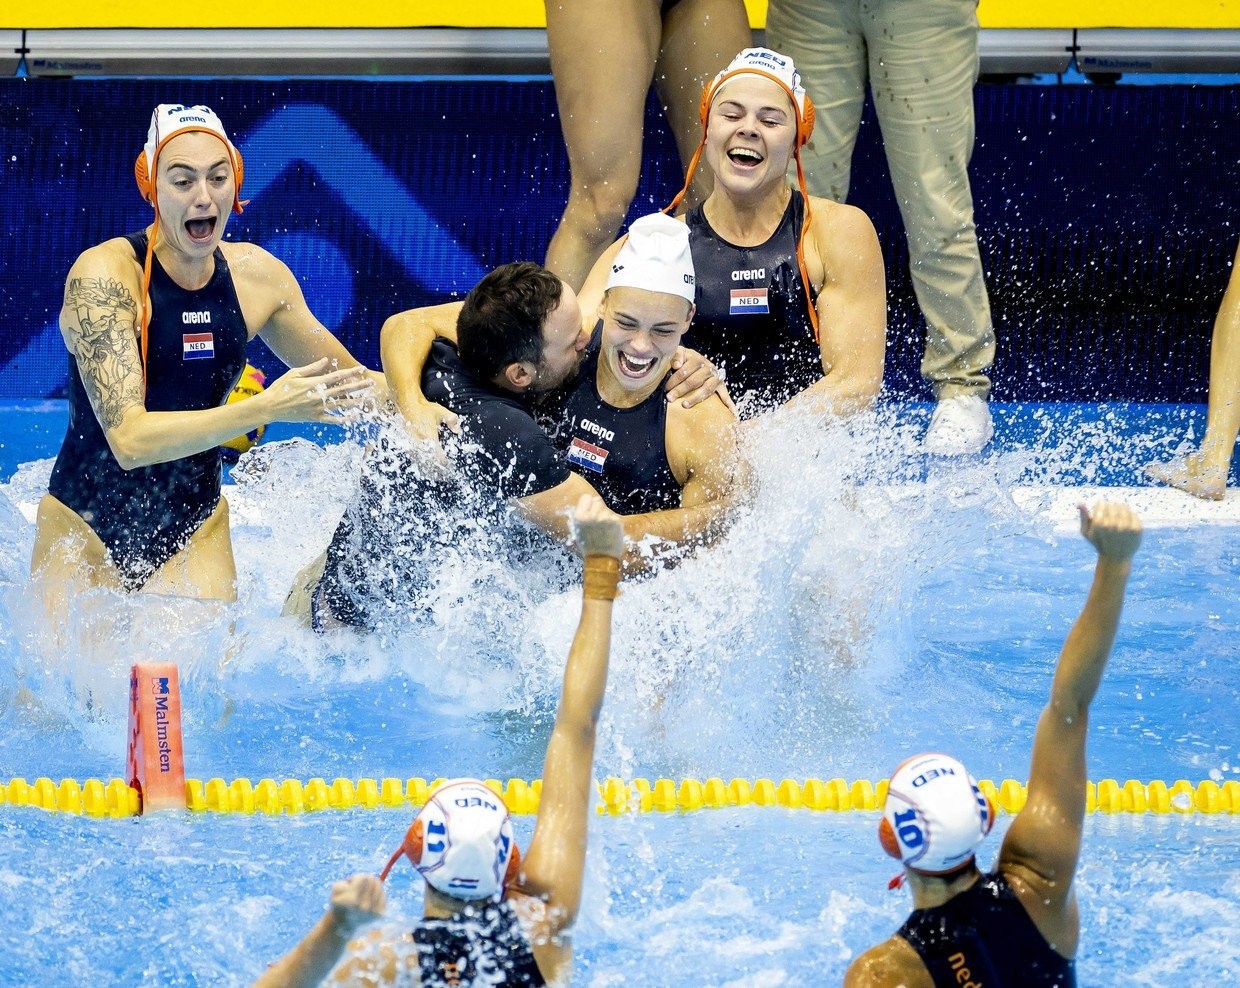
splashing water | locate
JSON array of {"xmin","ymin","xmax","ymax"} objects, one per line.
[{"xmin": 0, "ymin": 402, "xmax": 1236, "ymax": 982}]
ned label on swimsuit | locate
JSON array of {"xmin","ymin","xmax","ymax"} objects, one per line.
[
  {"xmin": 183, "ymin": 332, "xmax": 215, "ymax": 360},
  {"xmin": 567, "ymin": 437, "xmax": 608, "ymax": 473},
  {"xmin": 730, "ymin": 288, "xmax": 769, "ymax": 315}
]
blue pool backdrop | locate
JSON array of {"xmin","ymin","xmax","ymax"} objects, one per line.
[{"xmin": 1, "ymin": 79, "xmax": 1238, "ymax": 402}]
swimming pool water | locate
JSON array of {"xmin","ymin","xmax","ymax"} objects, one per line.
[{"xmin": 0, "ymin": 401, "xmax": 1236, "ymax": 984}]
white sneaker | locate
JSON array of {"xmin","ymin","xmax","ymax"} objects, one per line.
[{"xmin": 922, "ymin": 395, "xmax": 993, "ymax": 456}]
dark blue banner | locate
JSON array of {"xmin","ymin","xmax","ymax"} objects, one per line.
[{"xmin": 1, "ymin": 78, "xmax": 1237, "ymax": 402}]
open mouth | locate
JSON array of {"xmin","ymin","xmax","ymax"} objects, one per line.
[
  {"xmin": 617, "ymin": 351, "xmax": 657, "ymax": 379},
  {"xmin": 727, "ymin": 147, "xmax": 764, "ymax": 168},
  {"xmin": 185, "ymin": 217, "xmax": 217, "ymax": 243}
]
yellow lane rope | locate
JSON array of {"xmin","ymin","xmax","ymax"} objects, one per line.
[{"xmin": 3, "ymin": 775, "xmax": 1238, "ymax": 819}]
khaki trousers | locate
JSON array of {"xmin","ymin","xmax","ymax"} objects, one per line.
[{"xmin": 767, "ymin": 0, "xmax": 996, "ymax": 398}]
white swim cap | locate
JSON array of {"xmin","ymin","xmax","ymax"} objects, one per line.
[
  {"xmin": 605, "ymin": 212, "xmax": 696, "ymax": 304},
  {"xmin": 380, "ymin": 779, "xmax": 519, "ymax": 901},
  {"xmin": 879, "ymin": 753, "xmax": 995, "ymax": 875},
  {"xmin": 708, "ymin": 48, "xmax": 813, "ymax": 142},
  {"xmin": 135, "ymin": 103, "xmax": 245, "ymax": 214}
]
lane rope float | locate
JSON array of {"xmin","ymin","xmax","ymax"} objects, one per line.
[
  {"xmin": 2, "ymin": 775, "xmax": 1237, "ymax": 818},
  {"xmin": 11, "ymin": 665, "xmax": 1233, "ymax": 820}
]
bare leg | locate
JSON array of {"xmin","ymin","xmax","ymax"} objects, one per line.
[
  {"xmin": 142, "ymin": 497, "xmax": 238, "ymax": 602},
  {"xmin": 283, "ymin": 549, "xmax": 328, "ymax": 626},
  {"xmin": 653, "ymin": 0, "xmax": 752, "ymax": 210},
  {"xmin": 1147, "ymin": 241, "xmax": 1240, "ymax": 499},
  {"xmin": 30, "ymin": 494, "xmax": 125, "ymax": 638},
  {"xmin": 31, "ymin": 493, "xmax": 237, "ymax": 606},
  {"xmin": 29, "ymin": 495, "xmax": 237, "ymax": 706},
  {"xmin": 544, "ymin": 0, "xmax": 664, "ymax": 290}
]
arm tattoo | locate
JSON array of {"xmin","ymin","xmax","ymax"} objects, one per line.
[{"xmin": 65, "ymin": 277, "xmax": 144, "ymax": 431}]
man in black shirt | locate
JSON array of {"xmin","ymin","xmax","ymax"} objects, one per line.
[{"xmin": 287, "ymin": 228, "xmax": 738, "ymax": 632}]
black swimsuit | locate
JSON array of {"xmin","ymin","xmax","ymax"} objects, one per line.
[
  {"xmin": 412, "ymin": 899, "xmax": 546, "ymax": 987},
  {"xmin": 684, "ymin": 191, "xmax": 820, "ymax": 413},
  {"xmin": 47, "ymin": 232, "xmax": 248, "ymax": 590},
  {"xmin": 547, "ymin": 329, "xmax": 681, "ymax": 514},
  {"xmin": 897, "ymin": 872, "xmax": 1077, "ymax": 987}
]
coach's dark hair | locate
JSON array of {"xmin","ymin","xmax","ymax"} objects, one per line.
[{"xmin": 456, "ymin": 262, "xmax": 563, "ymax": 381}]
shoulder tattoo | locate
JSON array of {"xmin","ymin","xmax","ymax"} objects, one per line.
[{"xmin": 65, "ymin": 277, "xmax": 144, "ymax": 430}]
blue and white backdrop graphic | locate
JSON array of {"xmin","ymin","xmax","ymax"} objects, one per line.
[{"xmin": 1, "ymin": 79, "xmax": 1238, "ymax": 402}]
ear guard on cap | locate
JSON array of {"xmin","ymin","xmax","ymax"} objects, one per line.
[
  {"xmin": 878, "ymin": 814, "xmax": 904, "ymax": 860},
  {"xmin": 134, "ymin": 145, "xmax": 245, "ymax": 212},
  {"xmin": 133, "ymin": 104, "xmax": 246, "ymax": 214},
  {"xmin": 379, "ymin": 808, "xmax": 523, "ymax": 893},
  {"xmin": 877, "ymin": 753, "xmax": 997, "ymax": 877},
  {"xmin": 380, "ymin": 816, "xmax": 425, "ymax": 882},
  {"xmin": 696, "ymin": 66, "xmax": 816, "ymax": 148},
  {"xmin": 877, "ymin": 788, "xmax": 996, "ymax": 860},
  {"xmin": 134, "ymin": 149, "xmax": 245, "ymax": 211}
]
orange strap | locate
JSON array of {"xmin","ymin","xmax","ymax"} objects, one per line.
[
  {"xmin": 139, "ymin": 218, "xmax": 158, "ymax": 391},
  {"xmin": 663, "ymin": 139, "xmax": 706, "ymax": 218},
  {"xmin": 791, "ymin": 153, "xmax": 821, "ymax": 343},
  {"xmin": 663, "ymin": 135, "xmax": 820, "ymax": 344},
  {"xmin": 583, "ymin": 555, "xmax": 621, "ymax": 600}
]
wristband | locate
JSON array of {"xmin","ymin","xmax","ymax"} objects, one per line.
[{"xmin": 583, "ymin": 555, "xmax": 621, "ymax": 600}]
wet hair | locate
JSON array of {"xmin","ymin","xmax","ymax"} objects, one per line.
[{"xmin": 456, "ymin": 262, "xmax": 563, "ymax": 381}]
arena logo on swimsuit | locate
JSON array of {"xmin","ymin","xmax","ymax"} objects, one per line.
[{"xmin": 577, "ymin": 417, "xmax": 615, "ymax": 443}]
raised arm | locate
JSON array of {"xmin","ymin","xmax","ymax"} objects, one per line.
[
  {"xmin": 60, "ymin": 242, "xmax": 369, "ymax": 470},
  {"xmin": 999, "ymin": 502, "xmax": 1142, "ymax": 936},
  {"xmin": 514, "ymin": 496, "xmax": 621, "ymax": 936},
  {"xmin": 252, "ymin": 874, "xmax": 386, "ymax": 988},
  {"xmin": 788, "ymin": 200, "xmax": 887, "ymax": 417},
  {"xmin": 379, "ymin": 301, "xmax": 465, "ymax": 441},
  {"xmin": 236, "ymin": 245, "xmax": 388, "ymax": 401}
]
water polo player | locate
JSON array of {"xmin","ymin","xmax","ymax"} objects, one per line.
[
  {"xmin": 847, "ymin": 501, "xmax": 1143, "ymax": 987},
  {"xmin": 576, "ymin": 46, "xmax": 887, "ymax": 417},
  {"xmin": 32, "ymin": 103, "xmax": 383, "ymax": 615},
  {"xmin": 259, "ymin": 496, "xmax": 623, "ymax": 985},
  {"xmin": 292, "ymin": 214, "xmax": 741, "ymax": 632}
]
